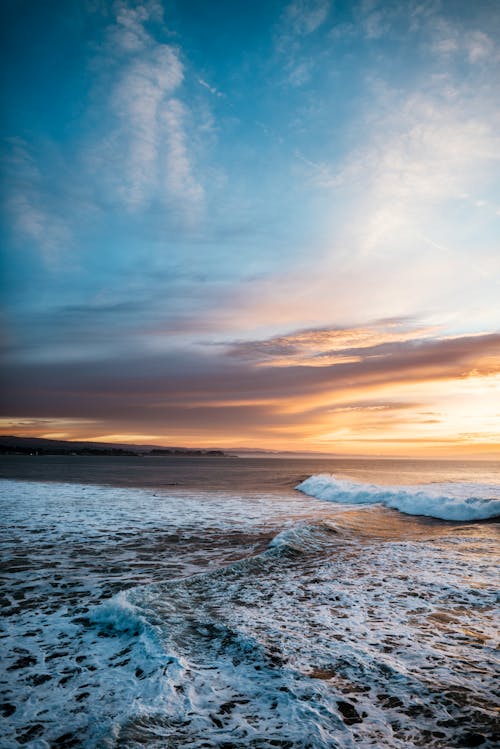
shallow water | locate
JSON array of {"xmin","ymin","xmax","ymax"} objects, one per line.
[{"xmin": 0, "ymin": 457, "xmax": 499, "ymax": 748}]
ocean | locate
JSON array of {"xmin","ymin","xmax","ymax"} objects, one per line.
[{"xmin": 0, "ymin": 456, "xmax": 499, "ymax": 748}]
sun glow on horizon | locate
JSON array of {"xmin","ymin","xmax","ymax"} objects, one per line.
[
  {"xmin": 2, "ymin": 356, "xmax": 500, "ymax": 457},
  {"xmin": 1, "ymin": 1, "xmax": 500, "ymax": 456}
]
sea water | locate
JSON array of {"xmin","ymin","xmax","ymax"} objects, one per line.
[{"xmin": 0, "ymin": 457, "xmax": 499, "ymax": 748}]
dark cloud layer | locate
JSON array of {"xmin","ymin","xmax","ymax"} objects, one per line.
[{"xmin": 2, "ymin": 327, "xmax": 499, "ymax": 440}]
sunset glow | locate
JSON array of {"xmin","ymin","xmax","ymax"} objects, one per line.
[{"xmin": 1, "ymin": 0, "xmax": 500, "ymax": 456}]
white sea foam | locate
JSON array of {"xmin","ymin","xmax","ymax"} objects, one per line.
[
  {"xmin": 116, "ymin": 524, "xmax": 500, "ymax": 748},
  {"xmin": 269, "ymin": 520, "xmax": 345, "ymax": 554},
  {"xmin": 296, "ymin": 474, "xmax": 500, "ymax": 521},
  {"xmin": 1, "ymin": 475, "xmax": 499, "ymax": 748}
]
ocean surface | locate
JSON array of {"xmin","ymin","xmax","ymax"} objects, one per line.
[{"xmin": 0, "ymin": 456, "xmax": 499, "ymax": 749}]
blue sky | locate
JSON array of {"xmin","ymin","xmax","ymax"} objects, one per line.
[{"xmin": 1, "ymin": 0, "xmax": 500, "ymax": 453}]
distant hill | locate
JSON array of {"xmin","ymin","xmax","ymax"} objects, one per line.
[{"xmin": 0, "ymin": 435, "xmax": 228, "ymax": 457}]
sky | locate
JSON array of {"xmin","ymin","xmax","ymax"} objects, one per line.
[{"xmin": 1, "ymin": 0, "xmax": 500, "ymax": 456}]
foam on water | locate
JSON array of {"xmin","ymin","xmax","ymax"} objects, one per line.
[
  {"xmin": 109, "ymin": 524, "xmax": 499, "ymax": 748},
  {"xmin": 269, "ymin": 520, "xmax": 346, "ymax": 555},
  {"xmin": 297, "ymin": 474, "xmax": 500, "ymax": 521},
  {"xmin": 1, "ymin": 476, "xmax": 499, "ymax": 748}
]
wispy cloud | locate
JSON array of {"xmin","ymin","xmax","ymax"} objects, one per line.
[
  {"xmin": 429, "ymin": 18, "xmax": 499, "ymax": 64},
  {"xmin": 110, "ymin": 43, "xmax": 184, "ymax": 208},
  {"xmin": 290, "ymin": 8, "xmax": 500, "ymax": 328},
  {"xmin": 163, "ymin": 98, "xmax": 204, "ymax": 213},
  {"xmin": 283, "ymin": 0, "xmax": 330, "ymax": 36},
  {"xmin": 97, "ymin": 1, "xmax": 204, "ymax": 214},
  {"xmin": 2, "ymin": 138, "xmax": 72, "ymax": 266},
  {"xmin": 276, "ymin": 0, "xmax": 330, "ymax": 85},
  {"xmin": 198, "ymin": 78, "xmax": 224, "ymax": 98},
  {"xmin": 357, "ymin": 0, "xmax": 392, "ymax": 39},
  {"xmin": 3, "ymin": 0, "xmax": 207, "ymax": 265},
  {"xmin": 224, "ymin": 319, "xmax": 439, "ymax": 366}
]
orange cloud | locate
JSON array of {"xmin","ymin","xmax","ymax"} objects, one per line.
[{"xmin": 2, "ymin": 322, "xmax": 500, "ymax": 456}]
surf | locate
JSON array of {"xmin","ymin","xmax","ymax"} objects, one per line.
[{"xmin": 296, "ymin": 474, "xmax": 500, "ymax": 521}]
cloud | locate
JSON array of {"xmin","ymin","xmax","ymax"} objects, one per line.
[
  {"xmin": 290, "ymin": 11, "xmax": 500, "ymax": 329},
  {"xmin": 163, "ymin": 99, "xmax": 205, "ymax": 211},
  {"xmin": 198, "ymin": 78, "xmax": 224, "ymax": 98},
  {"xmin": 305, "ymin": 82, "xmax": 500, "ymax": 197},
  {"xmin": 466, "ymin": 30, "xmax": 496, "ymax": 63},
  {"xmin": 97, "ymin": 3, "xmax": 204, "ymax": 214},
  {"xmin": 429, "ymin": 18, "xmax": 498, "ymax": 64},
  {"xmin": 2, "ymin": 138, "xmax": 72, "ymax": 265},
  {"xmin": 3, "ymin": 0, "xmax": 207, "ymax": 266},
  {"xmin": 2, "ymin": 322, "xmax": 499, "ymax": 449},
  {"xmin": 276, "ymin": 1, "xmax": 330, "ymax": 86},
  {"xmin": 357, "ymin": 0, "xmax": 392, "ymax": 40},
  {"xmin": 110, "ymin": 43, "xmax": 184, "ymax": 208},
  {"xmin": 3, "ymin": 0, "xmax": 500, "ymax": 455},
  {"xmin": 283, "ymin": 0, "xmax": 330, "ymax": 36},
  {"xmin": 224, "ymin": 319, "xmax": 438, "ymax": 366},
  {"xmin": 109, "ymin": 2, "xmax": 152, "ymax": 51}
]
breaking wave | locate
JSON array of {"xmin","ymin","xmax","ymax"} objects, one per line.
[
  {"xmin": 296, "ymin": 474, "xmax": 500, "ymax": 521},
  {"xmin": 268, "ymin": 521, "xmax": 345, "ymax": 555},
  {"xmin": 2, "ymin": 470, "xmax": 499, "ymax": 748}
]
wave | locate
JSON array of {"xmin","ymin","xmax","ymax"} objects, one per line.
[
  {"xmin": 296, "ymin": 474, "xmax": 500, "ymax": 521},
  {"xmin": 90, "ymin": 591, "xmax": 149, "ymax": 635},
  {"xmin": 89, "ymin": 591, "xmax": 172, "ymax": 667},
  {"xmin": 268, "ymin": 521, "xmax": 345, "ymax": 555}
]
